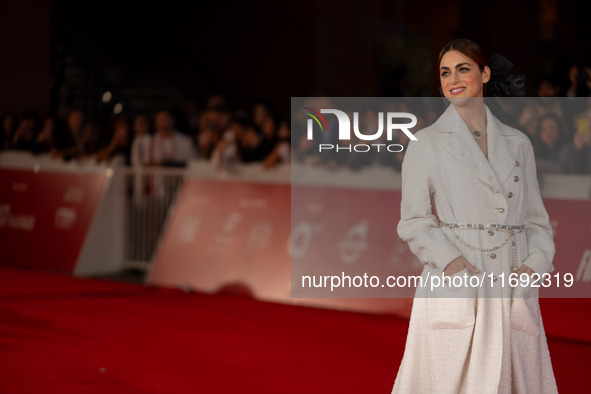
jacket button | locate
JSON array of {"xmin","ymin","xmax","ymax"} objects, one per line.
[
  {"xmin": 493, "ymin": 275, "xmax": 498, "ymax": 282},
  {"xmin": 496, "ymin": 207, "xmax": 505, "ymax": 213},
  {"xmin": 490, "ymin": 253, "xmax": 497, "ymax": 259},
  {"xmin": 507, "ymin": 192, "xmax": 513, "ymax": 198},
  {"xmin": 515, "ymin": 160, "xmax": 519, "ymax": 166},
  {"xmin": 513, "ymin": 175, "xmax": 519, "ymax": 182},
  {"xmin": 488, "ymin": 229, "xmax": 494, "ymax": 236}
]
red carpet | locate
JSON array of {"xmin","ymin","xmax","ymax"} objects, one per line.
[{"xmin": 0, "ymin": 267, "xmax": 589, "ymax": 393}]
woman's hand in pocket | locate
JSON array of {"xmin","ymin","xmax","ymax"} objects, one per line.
[
  {"xmin": 516, "ymin": 264, "xmax": 535, "ymax": 276},
  {"xmin": 443, "ymin": 256, "xmax": 480, "ymax": 277}
]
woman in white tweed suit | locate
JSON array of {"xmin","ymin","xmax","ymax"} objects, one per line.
[{"xmin": 391, "ymin": 39, "xmax": 558, "ymax": 393}]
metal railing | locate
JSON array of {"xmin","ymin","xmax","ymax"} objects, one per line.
[{"xmin": 120, "ymin": 167, "xmax": 185, "ymax": 270}]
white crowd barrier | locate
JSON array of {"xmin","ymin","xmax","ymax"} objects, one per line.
[{"xmin": 120, "ymin": 167, "xmax": 184, "ymax": 270}]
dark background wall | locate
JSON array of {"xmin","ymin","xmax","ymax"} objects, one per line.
[
  {"xmin": 1, "ymin": 0, "xmax": 590, "ymax": 119},
  {"xmin": 0, "ymin": 0, "xmax": 51, "ymax": 115}
]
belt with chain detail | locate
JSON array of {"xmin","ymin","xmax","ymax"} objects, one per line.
[{"xmin": 438, "ymin": 221, "xmax": 525, "ymax": 272}]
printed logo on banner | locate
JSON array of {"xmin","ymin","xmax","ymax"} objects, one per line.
[
  {"xmin": 248, "ymin": 221, "xmax": 273, "ymax": 251},
  {"xmin": 0, "ymin": 204, "xmax": 35, "ymax": 231},
  {"xmin": 210, "ymin": 212, "xmax": 242, "ymax": 254},
  {"xmin": 290, "ymin": 221, "xmax": 322, "ymax": 258},
  {"xmin": 221, "ymin": 212, "xmax": 241, "ymax": 233},
  {"xmin": 239, "ymin": 198, "xmax": 268, "ymax": 209},
  {"xmin": 338, "ymin": 220, "xmax": 368, "ymax": 264},
  {"xmin": 12, "ymin": 182, "xmax": 28, "ymax": 192},
  {"xmin": 8, "ymin": 215, "xmax": 35, "ymax": 231},
  {"xmin": 63, "ymin": 186, "xmax": 85, "ymax": 203},
  {"xmin": 55, "ymin": 207, "xmax": 77, "ymax": 229},
  {"xmin": 303, "ymin": 107, "xmax": 417, "ymax": 153},
  {"xmin": 178, "ymin": 217, "xmax": 202, "ymax": 243}
]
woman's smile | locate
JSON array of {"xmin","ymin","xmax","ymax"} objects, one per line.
[{"xmin": 450, "ymin": 87, "xmax": 467, "ymax": 95}]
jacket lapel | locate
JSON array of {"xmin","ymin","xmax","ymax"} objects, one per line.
[
  {"xmin": 434, "ymin": 103, "xmax": 519, "ymax": 193},
  {"xmin": 485, "ymin": 105, "xmax": 520, "ymax": 186}
]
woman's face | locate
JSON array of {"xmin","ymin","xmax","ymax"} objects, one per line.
[{"xmin": 439, "ymin": 50, "xmax": 490, "ymax": 99}]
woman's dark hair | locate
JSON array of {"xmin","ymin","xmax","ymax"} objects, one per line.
[{"xmin": 438, "ymin": 39, "xmax": 488, "ymax": 71}]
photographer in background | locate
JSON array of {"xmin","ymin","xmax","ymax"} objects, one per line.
[{"xmin": 566, "ymin": 65, "xmax": 591, "ymax": 97}]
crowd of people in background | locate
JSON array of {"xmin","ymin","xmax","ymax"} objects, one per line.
[
  {"xmin": 511, "ymin": 66, "xmax": 591, "ymax": 174},
  {"xmin": 2, "ymin": 64, "xmax": 591, "ymax": 175},
  {"xmin": 0, "ymin": 94, "xmax": 291, "ymax": 171},
  {"xmin": 291, "ymin": 65, "xmax": 591, "ymax": 175}
]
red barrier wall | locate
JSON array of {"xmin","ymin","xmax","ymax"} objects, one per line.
[
  {"xmin": 0, "ymin": 168, "xmax": 107, "ymax": 272},
  {"xmin": 148, "ymin": 178, "xmax": 591, "ymax": 317}
]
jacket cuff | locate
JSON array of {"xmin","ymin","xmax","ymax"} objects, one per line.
[
  {"xmin": 521, "ymin": 252, "xmax": 554, "ymax": 276},
  {"xmin": 430, "ymin": 240, "xmax": 463, "ymax": 272}
]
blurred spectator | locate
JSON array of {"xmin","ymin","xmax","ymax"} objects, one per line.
[
  {"xmin": 237, "ymin": 125, "xmax": 261, "ymax": 163},
  {"xmin": 536, "ymin": 75, "xmax": 559, "ymax": 97},
  {"xmin": 96, "ymin": 115, "xmax": 131, "ymax": 163},
  {"xmin": 12, "ymin": 111, "xmax": 40, "ymax": 150},
  {"xmin": 257, "ymin": 116, "xmax": 278, "ymax": 159},
  {"xmin": 152, "ymin": 110, "xmax": 194, "ymax": 166},
  {"xmin": 196, "ymin": 122, "xmax": 219, "ymax": 159},
  {"xmin": 67, "ymin": 109, "xmax": 85, "ymax": 137},
  {"xmin": 205, "ymin": 95, "xmax": 230, "ymax": 133},
  {"xmin": 1, "ymin": 112, "xmax": 17, "ymax": 150},
  {"xmin": 532, "ymin": 114, "xmax": 569, "ymax": 173},
  {"xmin": 196, "ymin": 96, "xmax": 231, "ymax": 159},
  {"xmin": 263, "ymin": 120, "xmax": 291, "ymax": 169},
  {"xmin": 559, "ymin": 101, "xmax": 591, "ymax": 174},
  {"xmin": 566, "ymin": 65, "xmax": 591, "ymax": 97},
  {"xmin": 207, "ymin": 94, "xmax": 229, "ymax": 112},
  {"xmin": 184, "ymin": 98, "xmax": 201, "ymax": 133},
  {"xmin": 211, "ymin": 128, "xmax": 239, "ymax": 171},
  {"xmin": 80, "ymin": 122, "xmax": 103, "ymax": 157},
  {"xmin": 253, "ymin": 102, "xmax": 272, "ymax": 130},
  {"xmin": 31, "ymin": 115, "xmax": 60, "ymax": 155},
  {"xmin": 129, "ymin": 114, "xmax": 153, "ymax": 205},
  {"xmin": 52, "ymin": 109, "xmax": 85, "ymax": 160},
  {"xmin": 208, "ymin": 103, "xmax": 241, "ymax": 171},
  {"xmin": 295, "ymin": 123, "xmax": 320, "ymax": 164},
  {"xmin": 130, "ymin": 113, "xmax": 152, "ymax": 166},
  {"xmin": 228, "ymin": 111, "xmax": 260, "ymax": 163},
  {"xmin": 518, "ymin": 97, "xmax": 565, "ymax": 138}
]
